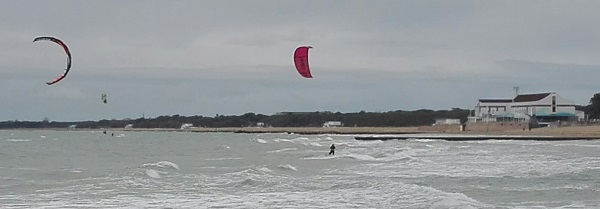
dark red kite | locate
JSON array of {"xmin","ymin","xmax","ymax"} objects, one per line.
[
  {"xmin": 294, "ymin": 46, "xmax": 313, "ymax": 78},
  {"xmin": 33, "ymin": 36, "xmax": 72, "ymax": 85}
]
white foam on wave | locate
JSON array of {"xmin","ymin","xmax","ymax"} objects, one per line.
[
  {"xmin": 308, "ymin": 142, "xmax": 323, "ymax": 147},
  {"xmin": 225, "ymin": 166, "xmax": 274, "ymax": 178},
  {"xmin": 10, "ymin": 167, "xmax": 40, "ymax": 171},
  {"xmin": 204, "ymin": 157, "xmax": 243, "ymax": 161},
  {"xmin": 430, "ymin": 191, "xmax": 487, "ymax": 209},
  {"xmin": 145, "ymin": 169, "xmax": 161, "ymax": 178},
  {"xmin": 266, "ymin": 148, "xmax": 297, "ymax": 153},
  {"xmin": 553, "ymin": 143, "xmax": 600, "ymax": 148},
  {"xmin": 345, "ymin": 153, "xmax": 378, "ymax": 161},
  {"xmin": 273, "ymin": 137, "xmax": 329, "ymax": 147},
  {"xmin": 273, "ymin": 138, "xmax": 293, "ymax": 143},
  {"xmin": 251, "ymin": 138, "xmax": 267, "ymax": 144},
  {"xmin": 141, "ymin": 161, "xmax": 180, "ymax": 170},
  {"xmin": 413, "ymin": 139, "xmax": 436, "ymax": 142},
  {"xmin": 257, "ymin": 167, "xmax": 273, "ymax": 173},
  {"xmin": 303, "ymin": 155, "xmax": 336, "ymax": 160},
  {"xmin": 6, "ymin": 138, "xmax": 29, "ymax": 142},
  {"xmin": 277, "ymin": 164, "xmax": 298, "ymax": 171},
  {"xmin": 354, "ymin": 140, "xmax": 385, "ymax": 147},
  {"xmin": 294, "ymin": 137, "xmax": 310, "ymax": 140},
  {"xmin": 216, "ymin": 144, "xmax": 231, "ymax": 149},
  {"xmin": 303, "ymin": 153, "xmax": 378, "ymax": 161}
]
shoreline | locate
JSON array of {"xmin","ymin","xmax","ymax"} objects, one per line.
[
  {"xmin": 5, "ymin": 125, "xmax": 600, "ymax": 138},
  {"xmin": 109, "ymin": 127, "xmax": 427, "ymax": 135}
]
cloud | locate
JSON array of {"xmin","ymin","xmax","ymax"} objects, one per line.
[{"xmin": 45, "ymin": 86, "xmax": 86, "ymax": 100}]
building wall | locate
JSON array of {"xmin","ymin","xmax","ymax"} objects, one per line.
[
  {"xmin": 435, "ymin": 118, "xmax": 461, "ymax": 125},
  {"xmin": 474, "ymin": 102, "xmax": 511, "ymax": 117},
  {"xmin": 465, "ymin": 122, "xmax": 529, "ymax": 132},
  {"xmin": 418, "ymin": 124, "xmax": 462, "ymax": 132}
]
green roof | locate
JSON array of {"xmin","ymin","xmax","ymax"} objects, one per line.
[{"xmin": 535, "ymin": 112, "xmax": 576, "ymax": 117}]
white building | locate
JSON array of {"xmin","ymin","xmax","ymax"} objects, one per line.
[
  {"xmin": 180, "ymin": 123, "xmax": 194, "ymax": 129},
  {"xmin": 323, "ymin": 121, "xmax": 342, "ymax": 127},
  {"xmin": 434, "ymin": 118, "xmax": 461, "ymax": 125},
  {"xmin": 469, "ymin": 92, "xmax": 584, "ymax": 124}
]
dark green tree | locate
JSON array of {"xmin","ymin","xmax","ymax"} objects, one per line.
[{"xmin": 587, "ymin": 93, "xmax": 600, "ymax": 119}]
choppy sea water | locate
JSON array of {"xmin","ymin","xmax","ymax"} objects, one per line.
[{"xmin": 1, "ymin": 130, "xmax": 599, "ymax": 208}]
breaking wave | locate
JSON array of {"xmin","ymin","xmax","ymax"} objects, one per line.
[
  {"xmin": 277, "ymin": 164, "xmax": 298, "ymax": 171},
  {"xmin": 267, "ymin": 148, "xmax": 298, "ymax": 153},
  {"xmin": 251, "ymin": 138, "xmax": 267, "ymax": 144},
  {"xmin": 141, "ymin": 161, "xmax": 180, "ymax": 170}
]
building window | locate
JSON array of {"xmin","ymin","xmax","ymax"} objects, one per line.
[{"xmin": 552, "ymin": 95, "xmax": 556, "ymax": 113}]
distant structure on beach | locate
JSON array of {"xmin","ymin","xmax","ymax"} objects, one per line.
[
  {"xmin": 323, "ymin": 121, "xmax": 342, "ymax": 128},
  {"xmin": 434, "ymin": 118, "xmax": 461, "ymax": 125},
  {"xmin": 248, "ymin": 122, "xmax": 266, "ymax": 128},
  {"xmin": 180, "ymin": 123, "xmax": 194, "ymax": 129},
  {"xmin": 468, "ymin": 92, "xmax": 584, "ymax": 128}
]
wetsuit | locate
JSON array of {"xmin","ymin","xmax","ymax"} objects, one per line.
[{"xmin": 329, "ymin": 144, "xmax": 336, "ymax": 155}]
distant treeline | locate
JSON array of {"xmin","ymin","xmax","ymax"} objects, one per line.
[{"xmin": 0, "ymin": 109, "xmax": 471, "ymax": 129}]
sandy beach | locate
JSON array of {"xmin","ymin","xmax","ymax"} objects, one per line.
[
  {"xmin": 106, "ymin": 125, "xmax": 600, "ymax": 138},
  {"xmin": 112, "ymin": 126, "xmax": 425, "ymax": 135}
]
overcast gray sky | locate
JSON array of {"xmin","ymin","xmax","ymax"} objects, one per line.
[{"xmin": 2, "ymin": 1, "xmax": 600, "ymax": 121}]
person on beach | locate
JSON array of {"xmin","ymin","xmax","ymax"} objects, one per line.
[{"xmin": 329, "ymin": 144, "xmax": 336, "ymax": 155}]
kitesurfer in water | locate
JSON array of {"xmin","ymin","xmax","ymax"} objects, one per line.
[{"xmin": 329, "ymin": 144, "xmax": 335, "ymax": 155}]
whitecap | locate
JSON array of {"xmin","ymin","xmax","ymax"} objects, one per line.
[
  {"xmin": 6, "ymin": 139, "xmax": 29, "ymax": 142},
  {"xmin": 267, "ymin": 148, "xmax": 298, "ymax": 153},
  {"xmin": 204, "ymin": 157, "xmax": 243, "ymax": 161},
  {"xmin": 251, "ymin": 138, "xmax": 267, "ymax": 144},
  {"xmin": 430, "ymin": 191, "xmax": 490, "ymax": 209},
  {"xmin": 293, "ymin": 137, "xmax": 310, "ymax": 140},
  {"xmin": 273, "ymin": 138, "xmax": 293, "ymax": 143},
  {"xmin": 308, "ymin": 142, "xmax": 323, "ymax": 147},
  {"xmin": 277, "ymin": 164, "xmax": 298, "ymax": 171},
  {"xmin": 257, "ymin": 167, "xmax": 273, "ymax": 173},
  {"xmin": 303, "ymin": 155, "xmax": 336, "ymax": 160},
  {"xmin": 345, "ymin": 154, "xmax": 377, "ymax": 161},
  {"xmin": 413, "ymin": 139, "xmax": 436, "ymax": 142},
  {"xmin": 145, "ymin": 169, "xmax": 161, "ymax": 178},
  {"xmin": 142, "ymin": 161, "xmax": 180, "ymax": 170}
]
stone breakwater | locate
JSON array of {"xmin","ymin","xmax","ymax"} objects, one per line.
[{"xmin": 354, "ymin": 135, "xmax": 599, "ymax": 141}]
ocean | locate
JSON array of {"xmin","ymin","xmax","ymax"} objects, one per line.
[{"xmin": 1, "ymin": 130, "xmax": 599, "ymax": 208}]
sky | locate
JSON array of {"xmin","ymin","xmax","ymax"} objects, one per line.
[{"xmin": 2, "ymin": 1, "xmax": 600, "ymax": 121}]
